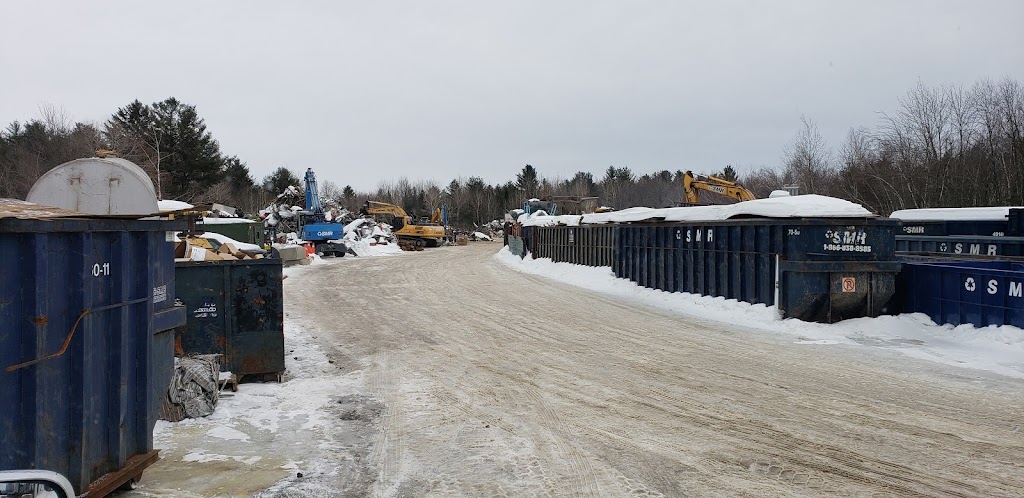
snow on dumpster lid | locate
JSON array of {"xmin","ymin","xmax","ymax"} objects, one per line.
[
  {"xmin": 197, "ymin": 231, "xmax": 264, "ymax": 252},
  {"xmin": 888, "ymin": 206, "xmax": 1023, "ymax": 221},
  {"xmin": 522, "ymin": 195, "xmax": 874, "ymax": 226},
  {"xmin": 158, "ymin": 199, "xmax": 195, "ymax": 212},
  {"xmin": 199, "ymin": 217, "xmax": 260, "ymax": 225},
  {"xmin": 658, "ymin": 194, "xmax": 874, "ymax": 222},
  {"xmin": 520, "ymin": 214, "xmax": 584, "ymax": 227}
]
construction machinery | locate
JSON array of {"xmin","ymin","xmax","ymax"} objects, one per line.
[
  {"xmin": 300, "ymin": 168, "xmax": 348, "ymax": 256},
  {"xmin": 682, "ymin": 170, "xmax": 757, "ymax": 205},
  {"xmin": 523, "ymin": 198, "xmax": 559, "ymax": 215},
  {"xmin": 361, "ymin": 201, "xmax": 445, "ymax": 247}
]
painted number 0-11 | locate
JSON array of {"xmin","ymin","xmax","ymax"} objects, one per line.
[{"xmin": 92, "ymin": 263, "xmax": 111, "ymax": 277}]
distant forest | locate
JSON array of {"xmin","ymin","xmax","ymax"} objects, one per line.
[{"xmin": 1, "ymin": 77, "xmax": 1021, "ymax": 226}]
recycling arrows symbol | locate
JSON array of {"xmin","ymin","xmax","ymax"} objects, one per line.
[{"xmin": 964, "ymin": 277, "xmax": 976, "ymax": 292}]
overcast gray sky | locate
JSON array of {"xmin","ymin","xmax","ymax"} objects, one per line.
[{"xmin": 2, "ymin": 1, "xmax": 1022, "ymax": 191}]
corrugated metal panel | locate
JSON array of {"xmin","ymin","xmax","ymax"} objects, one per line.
[
  {"xmin": 614, "ymin": 219, "xmax": 901, "ymax": 323},
  {"xmin": 0, "ymin": 216, "xmax": 185, "ymax": 496},
  {"xmin": 531, "ymin": 225, "xmax": 614, "ymax": 267},
  {"xmin": 174, "ymin": 259, "xmax": 285, "ymax": 379}
]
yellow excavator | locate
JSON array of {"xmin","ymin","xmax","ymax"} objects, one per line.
[
  {"xmin": 682, "ymin": 170, "xmax": 757, "ymax": 205},
  {"xmin": 361, "ymin": 201, "xmax": 446, "ymax": 247}
]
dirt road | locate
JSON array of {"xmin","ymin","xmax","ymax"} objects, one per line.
[{"xmin": 272, "ymin": 243, "xmax": 1022, "ymax": 497}]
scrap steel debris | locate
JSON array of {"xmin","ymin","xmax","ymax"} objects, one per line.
[{"xmin": 258, "ymin": 185, "xmax": 351, "ymax": 238}]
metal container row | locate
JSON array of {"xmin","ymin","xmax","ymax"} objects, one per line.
[
  {"xmin": 0, "ymin": 217, "xmax": 185, "ymax": 497},
  {"xmin": 530, "ymin": 225, "xmax": 614, "ymax": 267},
  {"xmin": 898, "ymin": 220, "xmax": 1011, "ymax": 237},
  {"xmin": 174, "ymin": 259, "xmax": 285, "ymax": 380},
  {"xmin": 898, "ymin": 260, "xmax": 1024, "ymax": 328},
  {"xmin": 898, "ymin": 209, "xmax": 1024, "ymax": 237},
  {"xmin": 611, "ymin": 220, "xmax": 901, "ymax": 322}
]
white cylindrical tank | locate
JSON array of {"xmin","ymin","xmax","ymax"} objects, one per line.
[{"xmin": 27, "ymin": 157, "xmax": 159, "ymax": 216}]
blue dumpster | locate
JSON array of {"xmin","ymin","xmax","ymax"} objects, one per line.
[
  {"xmin": 0, "ymin": 209, "xmax": 185, "ymax": 496},
  {"xmin": 898, "ymin": 260, "xmax": 1024, "ymax": 328},
  {"xmin": 896, "ymin": 235, "xmax": 1024, "ymax": 259},
  {"xmin": 897, "ymin": 220, "xmax": 1010, "ymax": 237},
  {"xmin": 613, "ymin": 219, "xmax": 901, "ymax": 323},
  {"xmin": 894, "ymin": 208, "xmax": 1024, "ymax": 259}
]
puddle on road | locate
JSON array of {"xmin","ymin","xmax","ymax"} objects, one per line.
[{"xmin": 123, "ymin": 419, "xmax": 291, "ymax": 498}]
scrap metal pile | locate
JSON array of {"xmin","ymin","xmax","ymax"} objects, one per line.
[{"xmin": 258, "ymin": 185, "xmax": 352, "ymax": 243}]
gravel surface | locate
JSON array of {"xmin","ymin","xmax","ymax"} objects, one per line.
[{"xmin": 130, "ymin": 243, "xmax": 1024, "ymax": 497}]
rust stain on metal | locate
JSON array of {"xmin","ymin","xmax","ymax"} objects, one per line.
[
  {"xmin": 31, "ymin": 315, "xmax": 48, "ymax": 325},
  {"xmin": 241, "ymin": 357, "xmax": 269, "ymax": 372},
  {"xmin": 6, "ymin": 309, "xmax": 91, "ymax": 372}
]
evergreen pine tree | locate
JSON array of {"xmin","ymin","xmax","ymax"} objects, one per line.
[{"xmin": 516, "ymin": 164, "xmax": 540, "ymax": 198}]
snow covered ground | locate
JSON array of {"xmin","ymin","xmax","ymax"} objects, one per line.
[
  {"xmin": 132, "ymin": 269, "xmax": 372, "ymax": 497},
  {"xmin": 130, "ymin": 245, "xmax": 1024, "ymax": 496},
  {"xmin": 495, "ymin": 248, "xmax": 1024, "ymax": 379}
]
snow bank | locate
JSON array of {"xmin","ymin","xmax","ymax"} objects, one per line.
[
  {"xmin": 494, "ymin": 248, "xmax": 1024, "ymax": 379},
  {"xmin": 158, "ymin": 200, "xmax": 194, "ymax": 212},
  {"xmin": 344, "ymin": 238, "xmax": 403, "ymax": 257},
  {"xmin": 889, "ymin": 206, "xmax": 1024, "ymax": 221},
  {"xmin": 522, "ymin": 195, "xmax": 874, "ymax": 227}
]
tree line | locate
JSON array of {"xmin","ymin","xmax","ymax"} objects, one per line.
[
  {"xmin": 745, "ymin": 77, "xmax": 1024, "ymax": 214},
  {"xmin": 2, "ymin": 76, "xmax": 1021, "ymax": 227},
  {"xmin": 0, "ymin": 98, "xmax": 271, "ymax": 215}
]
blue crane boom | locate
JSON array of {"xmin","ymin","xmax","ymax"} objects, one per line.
[{"xmin": 300, "ymin": 168, "xmax": 348, "ymax": 256}]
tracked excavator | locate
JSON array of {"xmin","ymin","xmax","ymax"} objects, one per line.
[
  {"xmin": 360, "ymin": 201, "xmax": 446, "ymax": 247},
  {"xmin": 682, "ymin": 170, "xmax": 757, "ymax": 205}
]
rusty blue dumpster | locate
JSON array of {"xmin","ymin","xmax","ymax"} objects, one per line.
[{"xmin": 0, "ymin": 203, "xmax": 185, "ymax": 496}]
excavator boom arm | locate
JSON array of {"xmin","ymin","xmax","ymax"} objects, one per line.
[
  {"xmin": 361, "ymin": 200, "xmax": 409, "ymax": 218},
  {"xmin": 682, "ymin": 170, "xmax": 757, "ymax": 204}
]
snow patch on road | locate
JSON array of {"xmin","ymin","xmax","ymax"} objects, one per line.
[
  {"xmin": 495, "ymin": 248, "xmax": 1024, "ymax": 378},
  {"xmin": 207, "ymin": 425, "xmax": 251, "ymax": 442},
  {"xmin": 182, "ymin": 450, "xmax": 262, "ymax": 466},
  {"xmin": 143, "ymin": 310, "xmax": 364, "ymax": 496}
]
